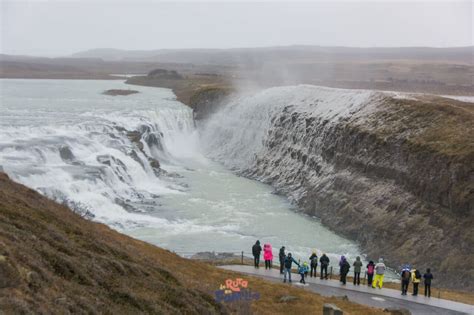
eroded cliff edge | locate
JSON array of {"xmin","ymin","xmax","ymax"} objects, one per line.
[{"xmin": 197, "ymin": 86, "xmax": 474, "ymax": 290}]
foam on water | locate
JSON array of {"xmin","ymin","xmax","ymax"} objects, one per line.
[{"xmin": 0, "ymin": 79, "xmax": 195, "ymax": 229}]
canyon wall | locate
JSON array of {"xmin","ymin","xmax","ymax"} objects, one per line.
[{"xmin": 198, "ymin": 85, "xmax": 474, "ymax": 289}]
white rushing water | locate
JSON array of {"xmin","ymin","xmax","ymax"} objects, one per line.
[
  {"xmin": 200, "ymin": 85, "xmax": 378, "ymax": 172},
  {"xmin": 0, "ymin": 79, "xmax": 374, "ymax": 271}
]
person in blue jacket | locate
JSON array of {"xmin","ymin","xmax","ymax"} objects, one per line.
[
  {"xmin": 299, "ymin": 262, "xmax": 310, "ymax": 284},
  {"xmin": 283, "ymin": 253, "xmax": 300, "ymax": 283}
]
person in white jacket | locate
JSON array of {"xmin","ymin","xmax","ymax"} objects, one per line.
[{"xmin": 372, "ymin": 258, "xmax": 386, "ymax": 289}]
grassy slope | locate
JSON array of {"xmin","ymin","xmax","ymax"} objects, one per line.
[
  {"xmin": 372, "ymin": 96, "xmax": 474, "ymax": 158},
  {"xmin": 0, "ymin": 173, "xmax": 382, "ymax": 314},
  {"xmin": 126, "ymin": 74, "xmax": 233, "ymax": 106}
]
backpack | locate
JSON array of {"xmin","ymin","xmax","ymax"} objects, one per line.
[
  {"xmin": 341, "ymin": 261, "xmax": 350, "ymax": 274},
  {"xmin": 415, "ymin": 270, "xmax": 422, "ymax": 279},
  {"xmin": 310, "ymin": 256, "xmax": 318, "ymax": 266},
  {"xmin": 320, "ymin": 256, "xmax": 329, "ymax": 266},
  {"xmin": 367, "ymin": 264, "xmax": 374, "ymax": 274},
  {"xmin": 402, "ymin": 270, "xmax": 410, "ymax": 280}
]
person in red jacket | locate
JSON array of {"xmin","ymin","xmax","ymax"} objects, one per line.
[
  {"xmin": 263, "ymin": 243, "xmax": 273, "ymax": 269},
  {"xmin": 366, "ymin": 260, "xmax": 375, "ymax": 286}
]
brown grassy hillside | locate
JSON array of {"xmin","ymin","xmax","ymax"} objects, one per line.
[
  {"xmin": 0, "ymin": 173, "xmax": 382, "ymax": 314},
  {"xmin": 126, "ymin": 74, "xmax": 233, "ymax": 106}
]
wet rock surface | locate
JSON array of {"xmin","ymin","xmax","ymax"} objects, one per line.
[
  {"xmin": 59, "ymin": 146, "xmax": 75, "ymax": 162},
  {"xmin": 102, "ymin": 89, "xmax": 139, "ymax": 96},
  {"xmin": 189, "ymin": 86, "xmax": 233, "ymax": 120},
  {"xmin": 125, "ymin": 125, "xmax": 165, "ymax": 176}
]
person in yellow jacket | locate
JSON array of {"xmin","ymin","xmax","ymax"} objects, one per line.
[
  {"xmin": 411, "ymin": 267, "xmax": 422, "ymax": 296},
  {"xmin": 372, "ymin": 258, "xmax": 386, "ymax": 289}
]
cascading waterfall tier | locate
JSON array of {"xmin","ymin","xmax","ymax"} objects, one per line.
[
  {"xmin": 0, "ymin": 80, "xmax": 199, "ymax": 230},
  {"xmin": 201, "ymin": 85, "xmax": 380, "ymax": 174}
]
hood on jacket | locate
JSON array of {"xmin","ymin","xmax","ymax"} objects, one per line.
[{"xmin": 356, "ymin": 256, "xmax": 361, "ymax": 261}]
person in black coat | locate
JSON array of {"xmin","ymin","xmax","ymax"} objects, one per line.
[
  {"xmin": 320, "ymin": 253, "xmax": 330, "ymax": 280},
  {"xmin": 252, "ymin": 240, "xmax": 262, "ymax": 268},
  {"xmin": 400, "ymin": 266, "xmax": 411, "ymax": 295},
  {"xmin": 309, "ymin": 252, "xmax": 318, "ymax": 277},
  {"xmin": 423, "ymin": 268, "xmax": 433, "ymax": 297},
  {"xmin": 283, "ymin": 253, "xmax": 299, "ymax": 283},
  {"xmin": 279, "ymin": 246, "xmax": 286, "ymax": 274}
]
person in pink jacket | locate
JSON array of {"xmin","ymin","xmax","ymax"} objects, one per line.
[{"xmin": 263, "ymin": 243, "xmax": 273, "ymax": 269}]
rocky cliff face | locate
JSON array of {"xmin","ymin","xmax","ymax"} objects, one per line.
[
  {"xmin": 198, "ymin": 85, "xmax": 474, "ymax": 289},
  {"xmin": 189, "ymin": 86, "xmax": 234, "ymax": 120}
]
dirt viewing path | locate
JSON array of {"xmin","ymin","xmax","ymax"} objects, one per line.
[{"xmin": 219, "ymin": 265, "xmax": 474, "ymax": 315}]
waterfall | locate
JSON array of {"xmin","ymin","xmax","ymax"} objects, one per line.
[
  {"xmin": 0, "ymin": 80, "xmax": 201, "ymax": 229},
  {"xmin": 200, "ymin": 85, "xmax": 379, "ymax": 172}
]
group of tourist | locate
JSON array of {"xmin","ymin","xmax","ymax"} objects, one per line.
[{"xmin": 252, "ymin": 241, "xmax": 434, "ymax": 297}]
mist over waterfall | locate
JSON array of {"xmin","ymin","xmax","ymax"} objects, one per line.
[{"xmin": 201, "ymin": 85, "xmax": 380, "ymax": 178}]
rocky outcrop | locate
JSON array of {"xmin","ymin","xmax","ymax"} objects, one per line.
[
  {"xmin": 126, "ymin": 126, "xmax": 163, "ymax": 176},
  {"xmin": 189, "ymin": 86, "xmax": 234, "ymax": 120},
  {"xmin": 200, "ymin": 86, "xmax": 474, "ymax": 289},
  {"xmin": 102, "ymin": 89, "xmax": 139, "ymax": 96}
]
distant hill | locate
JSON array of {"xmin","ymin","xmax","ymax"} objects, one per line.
[
  {"xmin": 71, "ymin": 46, "xmax": 474, "ymax": 64},
  {"xmin": 2, "ymin": 46, "xmax": 473, "ymax": 95}
]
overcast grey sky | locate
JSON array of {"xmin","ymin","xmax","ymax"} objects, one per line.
[{"xmin": 1, "ymin": 0, "xmax": 472, "ymax": 56}]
